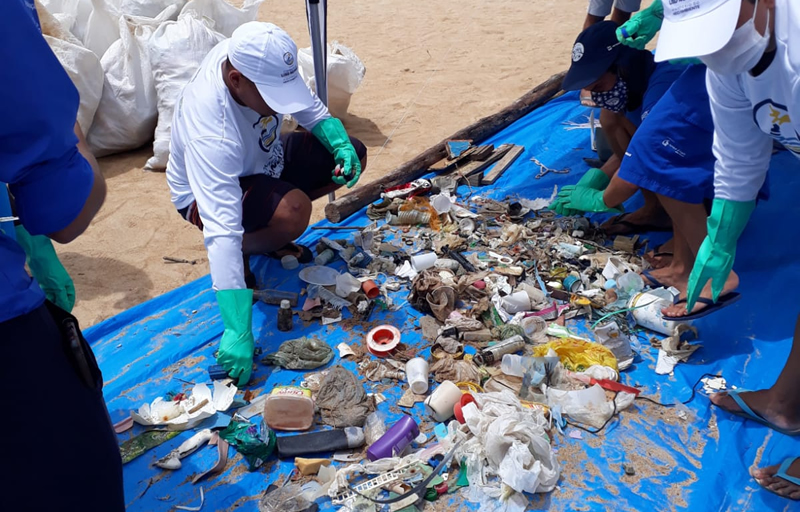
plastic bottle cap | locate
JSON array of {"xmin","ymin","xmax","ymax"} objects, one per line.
[{"xmin": 280, "ymin": 300, "xmax": 291, "ymax": 309}]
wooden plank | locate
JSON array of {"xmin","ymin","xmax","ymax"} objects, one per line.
[
  {"xmin": 450, "ymin": 144, "xmax": 513, "ymax": 179},
  {"xmin": 480, "ymin": 145, "xmax": 525, "ymax": 185},
  {"xmin": 324, "ymin": 71, "xmax": 567, "ymax": 223}
]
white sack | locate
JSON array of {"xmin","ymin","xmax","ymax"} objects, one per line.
[
  {"xmin": 180, "ymin": 0, "xmax": 263, "ymax": 37},
  {"xmin": 144, "ymin": 12, "xmax": 224, "ymax": 170},
  {"xmin": 297, "ymin": 41, "xmax": 366, "ymax": 118}
]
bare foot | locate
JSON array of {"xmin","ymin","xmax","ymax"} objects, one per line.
[
  {"xmin": 641, "ymin": 264, "xmax": 689, "ymax": 292},
  {"xmin": 752, "ymin": 458, "xmax": 800, "ymax": 500},
  {"xmin": 660, "ymin": 271, "xmax": 739, "ymax": 318},
  {"xmin": 709, "ymin": 389, "xmax": 800, "ymax": 431},
  {"xmin": 644, "ymin": 239, "xmax": 674, "ymax": 269}
]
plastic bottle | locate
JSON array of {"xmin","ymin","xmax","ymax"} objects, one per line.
[
  {"xmin": 616, "ymin": 271, "xmax": 644, "ymax": 298},
  {"xmin": 277, "ymin": 300, "xmax": 293, "ymax": 332},
  {"xmin": 366, "ymin": 415, "xmax": 419, "ymax": 461},
  {"xmin": 501, "ymin": 354, "xmax": 536, "ymax": 378},
  {"xmin": 363, "ymin": 411, "xmax": 388, "ymax": 445}
]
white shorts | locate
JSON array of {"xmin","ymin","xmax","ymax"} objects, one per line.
[{"xmin": 587, "ymin": 0, "xmax": 642, "ymax": 17}]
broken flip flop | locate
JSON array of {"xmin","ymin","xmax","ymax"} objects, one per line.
[
  {"xmin": 602, "ymin": 213, "xmax": 672, "ymax": 236},
  {"xmin": 641, "ymin": 270, "xmax": 669, "ymax": 289},
  {"xmin": 720, "ymin": 390, "xmax": 800, "ymax": 436},
  {"xmin": 756, "ymin": 457, "xmax": 800, "ymax": 500},
  {"xmin": 268, "ymin": 243, "xmax": 313, "ymax": 264},
  {"xmin": 662, "ymin": 293, "xmax": 742, "ymax": 321}
]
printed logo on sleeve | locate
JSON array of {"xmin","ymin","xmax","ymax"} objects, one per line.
[{"xmin": 754, "ymin": 100, "xmax": 800, "ymax": 157}]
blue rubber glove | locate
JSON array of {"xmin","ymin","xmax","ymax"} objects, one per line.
[
  {"xmin": 685, "ymin": 198, "xmax": 755, "ymax": 311},
  {"xmin": 576, "ymin": 168, "xmax": 611, "ymax": 191},
  {"xmin": 311, "ymin": 117, "xmax": 362, "ymax": 188},
  {"xmin": 15, "ymin": 224, "xmax": 76, "ymax": 312},
  {"xmin": 554, "ymin": 185, "xmax": 624, "ymax": 214},
  {"xmin": 216, "ymin": 288, "xmax": 255, "ymax": 386},
  {"xmin": 617, "ymin": 0, "xmax": 663, "ymax": 49}
]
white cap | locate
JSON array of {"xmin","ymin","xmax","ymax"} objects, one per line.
[
  {"xmin": 655, "ymin": 0, "xmax": 742, "ymax": 62},
  {"xmin": 228, "ymin": 22, "xmax": 315, "ymax": 114}
]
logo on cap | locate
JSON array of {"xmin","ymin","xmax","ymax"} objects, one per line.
[
  {"xmin": 572, "ymin": 42, "xmax": 584, "ymax": 63},
  {"xmin": 283, "ymin": 52, "xmax": 295, "ymax": 66}
]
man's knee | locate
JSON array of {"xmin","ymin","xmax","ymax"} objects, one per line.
[{"xmin": 275, "ymin": 189, "xmax": 312, "ymax": 235}]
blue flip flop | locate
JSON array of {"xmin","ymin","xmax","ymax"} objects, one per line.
[
  {"xmin": 720, "ymin": 389, "xmax": 800, "ymax": 436},
  {"xmin": 642, "ymin": 269, "xmax": 668, "ymax": 289},
  {"xmin": 662, "ymin": 293, "xmax": 742, "ymax": 321},
  {"xmin": 755, "ymin": 457, "xmax": 800, "ymax": 500}
]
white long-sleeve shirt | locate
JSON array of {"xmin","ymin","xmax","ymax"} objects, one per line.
[
  {"xmin": 166, "ymin": 40, "xmax": 329, "ymax": 291},
  {"xmin": 707, "ymin": 0, "xmax": 800, "ymax": 202}
]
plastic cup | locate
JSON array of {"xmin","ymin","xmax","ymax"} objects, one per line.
[
  {"xmin": 405, "ymin": 358, "xmax": 430, "ymax": 395},
  {"xmin": 411, "ymin": 252, "xmax": 437, "ymax": 271},
  {"xmin": 430, "ymin": 194, "xmax": 452, "ymax": 214},
  {"xmin": 281, "ymin": 255, "xmax": 299, "ymax": 270},
  {"xmin": 424, "ymin": 380, "xmax": 462, "ymax": 422},
  {"xmin": 502, "ymin": 291, "xmax": 532, "ymax": 314},
  {"xmin": 361, "ymin": 279, "xmax": 380, "ymax": 299}
]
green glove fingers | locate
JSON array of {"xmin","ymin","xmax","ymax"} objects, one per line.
[
  {"xmin": 311, "ymin": 117, "xmax": 363, "ymax": 188},
  {"xmin": 15, "ymin": 225, "xmax": 76, "ymax": 312},
  {"xmin": 562, "ymin": 186, "xmax": 624, "ymax": 214},
  {"xmin": 617, "ymin": 0, "xmax": 663, "ymax": 49},
  {"xmin": 576, "ymin": 168, "xmax": 611, "ymax": 191},
  {"xmin": 216, "ymin": 288, "xmax": 255, "ymax": 386},
  {"xmin": 685, "ymin": 199, "xmax": 755, "ymax": 311}
]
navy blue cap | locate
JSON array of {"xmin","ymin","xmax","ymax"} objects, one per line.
[{"xmin": 562, "ymin": 21, "xmax": 623, "ymax": 91}]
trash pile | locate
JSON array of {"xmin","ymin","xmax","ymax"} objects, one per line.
[
  {"xmin": 115, "ymin": 140, "xmax": 704, "ymax": 511},
  {"xmin": 35, "ymin": 0, "xmax": 365, "ymax": 168}
]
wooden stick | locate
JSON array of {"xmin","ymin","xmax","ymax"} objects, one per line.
[
  {"xmin": 324, "ymin": 71, "xmax": 567, "ymax": 223},
  {"xmin": 481, "ymin": 145, "xmax": 525, "ymax": 185}
]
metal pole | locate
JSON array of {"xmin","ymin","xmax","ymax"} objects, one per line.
[{"xmin": 306, "ymin": 0, "xmax": 335, "ymax": 202}]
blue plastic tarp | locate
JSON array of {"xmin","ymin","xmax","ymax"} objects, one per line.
[{"xmin": 87, "ymin": 91, "xmax": 800, "ymax": 511}]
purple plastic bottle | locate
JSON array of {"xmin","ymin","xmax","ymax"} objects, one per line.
[{"xmin": 366, "ymin": 415, "xmax": 420, "ymax": 461}]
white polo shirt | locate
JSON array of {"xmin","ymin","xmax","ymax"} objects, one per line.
[
  {"xmin": 707, "ymin": 0, "xmax": 800, "ymax": 202},
  {"xmin": 167, "ymin": 40, "xmax": 329, "ymax": 291}
]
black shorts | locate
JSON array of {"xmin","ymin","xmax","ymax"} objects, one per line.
[{"xmin": 178, "ymin": 132, "xmax": 366, "ymax": 232}]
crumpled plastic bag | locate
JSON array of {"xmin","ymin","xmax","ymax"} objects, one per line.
[
  {"xmin": 427, "ymin": 286, "xmax": 456, "ymax": 322},
  {"xmin": 258, "ymin": 483, "xmax": 315, "ymax": 512},
  {"xmin": 219, "ymin": 419, "xmax": 276, "ymax": 471},
  {"xmin": 544, "ymin": 383, "xmax": 636, "ymax": 428},
  {"xmin": 451, "ymin": 390, "xmax": 559, "ymax": 508},
  {"xmin": 593, "ymin": 321, "xmax": 634, "ymax": 370},
  {"xmin": 315, "ymin": 366, "xmax": 375, "ymax": 428},
  {"xmin": 532, "ymin": 338, "xmax": 617, "ymax": 372},
  {"xmin": 262, "ymin": 337, "xmax": 334, "ymax": 370},
  {"xmin": 408, "ymin": 269, "xmax": 444, "ymax": 315},
  {"xmin": 430, "ymin": 357, "xmax": 480, "ymax": 384}
]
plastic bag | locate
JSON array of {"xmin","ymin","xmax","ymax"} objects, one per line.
[
  {"xmin": 37, "ymin": 2, "xmax": 104, "ymax": 133},
  {"xmin": 219, "ymin": 419, "xmax": 276, "ymax": 471},
  {"xmin": 315, "ymin": 366, "xmax": 375, "ymax": 428},
  {"xmin": 144, "ymin": 12, "xmax": 224, "ymax": 170},
  {"xmin": 38, "ymin": 0, "xmax": 92, "ymax": 39},
  {"xmin": 180, "ymin": 0, "xmax": 263, "ymax": 38},
  {"xmin": 452, "ymin": 390, "xmax": 559, "ymax": 508},
  {"xmin": 532, "ymin": 338, "xmax": 618, "ymax": 372},
  {"xmin": 544, "ymin": 384, "xmax": 636, "ymax": 428},
  {"xmin": 297, "ymin": 41, "xmax": 366, "ymax": 117},
  {"xmin": 87, "ymin": 6, "xmax": 177, "ymax": 156}
]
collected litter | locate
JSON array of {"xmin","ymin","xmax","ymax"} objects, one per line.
[{"xmin": 262, "ymin": 337, "xmax": 334, "ymax": 370}]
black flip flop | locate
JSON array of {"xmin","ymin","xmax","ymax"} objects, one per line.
[
  {"xmin": 602, "ymin": 213, "xmax": 673, "ymax": 236},
  {"xmin": 662, "ymin": 293, "xmax": 742, "ymax": 321},
  {"xmin": 267, "ymin": 242, "xmax": 313, "ymax": 264}
]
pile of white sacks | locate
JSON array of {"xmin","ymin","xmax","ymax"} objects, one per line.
[{"xmin": 36, "ymin": 0, "xmax": 366, "ymax": 170}]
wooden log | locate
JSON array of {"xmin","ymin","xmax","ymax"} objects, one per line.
[
  {"xmin": 324, "ymin": 71, "xmax": 567, "ymax": 223},
  {"xmin": 481, "ymin": 145, "xmax": 525, "ymax": 185}
]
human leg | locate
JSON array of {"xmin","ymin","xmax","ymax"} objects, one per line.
[
  {"xmin": 657, "ymin": 194, "xmax": 739, "ymax": 317},
  {"xmin": 708, "ymin": 314, "xmax": 800, "ymax": 432},
  {"xmin": 0, "ymin": 304, "xmax": 124, "ymax": 512}
]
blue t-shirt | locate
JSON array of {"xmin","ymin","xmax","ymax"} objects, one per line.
[{"xmin": 0, "ymin": 0, "xmax": 94, "ymax": 323}]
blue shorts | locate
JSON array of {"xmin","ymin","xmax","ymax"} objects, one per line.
[
  {"xmin": 626, "ymin": 61, "xmax": 689, "ymax": 128},
  {"xmin": 619, "ymin": 65, "xmax": 716, "ymax": 204}
]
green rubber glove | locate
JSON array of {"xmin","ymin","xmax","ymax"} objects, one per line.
[
  {"xmin": 617, "ymin": 0, "xmax": 663, "ymax": 49},
  {"xmin": 576, "ymin": 168, "xmax": 611, "ymax": 191},
  {"xmin": 216, "ymin": 288, "xmax": 255, "ymax": 386},
  {"xmin": 555, "ymin": 185, "xmax": 624, "ymax": 214},
  {"xmin": 311, "ymin": 117, "xmax": 362, "ymax": 188},
  {"xmin": 685, "ymin": 198, "xmax": 755, "ymax": 311},
  {"xmin": 15, "ymin": 225, "xmax": 76, "ymax": 312}
]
